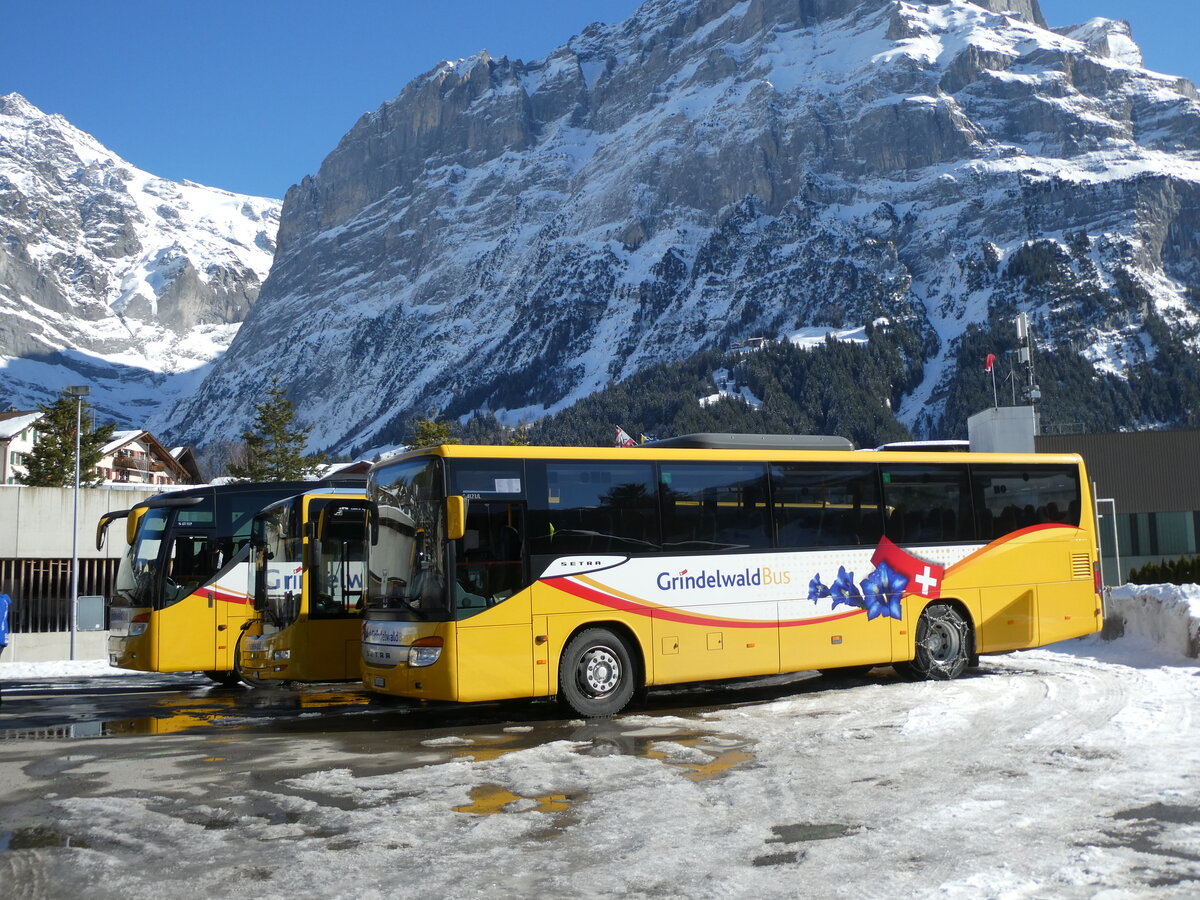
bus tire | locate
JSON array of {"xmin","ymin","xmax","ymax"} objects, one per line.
[
  {"xmin": 558, "ymin": 628, "xmax": 636, "ymax": 718},
  {"xmin": 204, "ymin": 670, "xmax": 242, "ymax": 687},
  {"xmin": 899, "ymin": 602, "xmax": 970, "ymax": 681}
]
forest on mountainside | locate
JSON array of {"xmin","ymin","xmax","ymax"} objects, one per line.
[{"xmin": 441, "ymin": 308, "xmax": 1200, "ymax": 450}]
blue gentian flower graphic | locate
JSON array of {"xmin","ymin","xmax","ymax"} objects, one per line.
[
  {"xmin": 808, "ymin": 574, "xmax": 831, "ymax": 604},
  {"xmin": 830, "ymin": 566, "xmax": 864, "ymax": 610},
  {"xmin": 860, "ymin": 562, "xmax": 907, "ymax": 620}
]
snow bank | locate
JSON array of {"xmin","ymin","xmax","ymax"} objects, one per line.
[
  {"xmin": 0, "ymin": 659, "xmax": 139, "ymax": 680},
  {"xmin": 1106, "ymin": 583, "xmax": 1200, "ymax": 659}
]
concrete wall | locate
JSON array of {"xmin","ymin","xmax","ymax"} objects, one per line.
[
  {"xmin": 0, "ymin": 484, "xmax": 164, "ymax": 559},
  {"xmin": 2, "ymin": 630, "xmax": 109, "ymax": 662}
]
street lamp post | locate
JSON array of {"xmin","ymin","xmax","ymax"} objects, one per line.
[{"xmin": 65, "ymin": 385, "xmax": 89, "ymax": 661}]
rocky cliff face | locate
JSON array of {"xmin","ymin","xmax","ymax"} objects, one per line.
[
  {"xmin": 167, "ymin": 0, "xmax": 1200, "ymax": 451},
  {"xmin": 0, "ymin": 93, "xmax": 279, "ymax": 426}
]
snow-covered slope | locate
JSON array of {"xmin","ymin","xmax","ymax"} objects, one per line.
[
  {"xmin": 167, "ymin": 0, "xmax": 1200, "ymax": 452},
  {"xmin": 0, "ymin": 93, "xmax": 280, "ymax": 426}
]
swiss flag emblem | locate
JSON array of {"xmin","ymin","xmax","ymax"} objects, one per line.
[{"xmin": 871, "ymin": 536, "xmax": 944, "ymax": 600}]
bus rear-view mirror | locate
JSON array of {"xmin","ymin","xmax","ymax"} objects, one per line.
[{"xmin": 446, "ymin": 495, "xmax": 467, "ymax": 541}]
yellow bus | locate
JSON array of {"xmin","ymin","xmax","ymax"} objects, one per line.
[
  {"xmin": 237, "ymin": 486, "xmax": 369, "ymax": 683},
  {"xmin": 98, "ymin": 479, "xmax": 363, "ymax": 685},
  {"xmin": 359, "ymin": 435, "xmax": 1103, "ymax": 716}
]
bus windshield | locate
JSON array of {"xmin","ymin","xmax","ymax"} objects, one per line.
[
  {"xmin": 112, "ymin": 506, "xmax": 171, "ymax": 608},
  {"xmin": 366, "ymin": 456, "xmax": 449, "ymax": 619},
  {"xmin": 255, "ymin": 498, "xmax": 304, "ymax": 627}
]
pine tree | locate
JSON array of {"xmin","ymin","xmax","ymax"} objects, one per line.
[
  {"xmin": 19, "ymin": 391, "xmax": 117, "ymax": 487},
  {"xmin": 409, "ymin": 412, "xmax": 459, "ymax": 449},
  {"xmin": 226, "ymin": 375, "xmax": 326, "ymax": 481}
]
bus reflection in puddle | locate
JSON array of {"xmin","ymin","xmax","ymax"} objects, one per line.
[
  {"xmin": 452, "ymin": 721, "xmax": 756, "ymax": 816},
  {"xmin": 104, "ymin": 693, "xmax": 250, "ymax": 736}
]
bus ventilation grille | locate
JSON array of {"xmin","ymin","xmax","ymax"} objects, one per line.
[{"xmin": 1071, "ymin": 554, "xmax": 1092, "ymax": 579}]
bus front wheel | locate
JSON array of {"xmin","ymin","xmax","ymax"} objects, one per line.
[
  {"xmin": 204, "ymin": 670, "xmax": 242, "ymax": 687},
  {"xmin": 898, "ymin": 603, "xmax": 970, "ymax": 681},
  {"xmin": 558, "ymin": 628, "xmax": 636, "ymax": 718}
]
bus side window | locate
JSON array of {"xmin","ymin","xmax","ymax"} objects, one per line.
[
  {"xmin": 881, "ymin": 465, "xmax": 975, "ymax": 544},
  {"xmin": 660, "ymin": 462, "xmax": 771, "ymax": 551},
  {"xmin": 970, "ymin": 464, "xmax": 1081, "ymax": 541},
  {"xmin": 455, "ymin": 502, "xmax": 526, "ymax": 615},
  {"xmin": 771, "ymin": 464, "xmax": 881, "ymax": 549},
  {"xmin": 527, "ymin": 460, "xmax": 660, "ymax": 558},
  {"xmin": 166, "ymin": 534, "xmax": 216, "ymax": 602}
]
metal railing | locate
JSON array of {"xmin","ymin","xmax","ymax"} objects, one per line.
[{"xmin": 0, "ymin": 558, "xmax": 119, "ymax": 633}]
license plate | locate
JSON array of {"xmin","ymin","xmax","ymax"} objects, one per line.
[{"xmin": 373, "ymin": 676, "xmax": 385, "ymax": 688}]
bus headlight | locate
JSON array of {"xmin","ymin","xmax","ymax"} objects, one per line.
[
  {"xmin": 273, "ymin": 650, "xmax": 291, "ymax": 660},
  {"xmin": 408, "ymin": 636, "xmax": 444, "ymax": 668},
  {"xmin": 129, "ymin": 613, "xmax": 149, "ymax": 637}
]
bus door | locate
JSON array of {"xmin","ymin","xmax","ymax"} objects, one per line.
[
  {"xmin": 307, "ymin": 498, "xmax": 370, "ymax": 679},
  {"xmin": 772, "ymin": 463, "xmax": 892, "ymax": 671},
  {"xmin": 158, "ymin": 528, "xmax": 222, "ymax": 671},
  {"xmin": 450, "ymin": 465, "xmax": 534, "ymax": 702}
]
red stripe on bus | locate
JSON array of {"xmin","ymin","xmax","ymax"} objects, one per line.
[
  {"xmin": 185, "ymin": 588, "xmax": 249, "ymax": 605},
  {"xmin": 543, "ymin": 576, "xmax": 865, "ymax": 629}
]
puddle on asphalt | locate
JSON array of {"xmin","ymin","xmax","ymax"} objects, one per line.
[
  {"xmin": 451, "ymin": 719, "xmax": 757, "ymax": 821},
  {"xmin": 1, "ymin": 687, "xmax": 376, "ymax": 740},
  {"xmin": 752, "ymin": 822, "xmax": 864, "ymax": 866},
  {"xmin": 0, "ymin": 824, "xmax": 90, "ymax": 851},
  {"xmin": 453, "ymin": 784, "xmax": 579, "ymax": 816},
  {"xmin": 296, "ymin": 691, "xmax": 372, "ymax": 709},
  {"xmin": 1090, "ymin": 801, "xmax": 1200, "ymax": 885},
  {"xmin": 570, "ymin": 720, "xmax": 757, "ymax": 783}
]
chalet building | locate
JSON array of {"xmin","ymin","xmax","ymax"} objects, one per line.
[
  {"xmin": 95, "ymin": 430, "xmax": 192, "ymax": 486},
  {"xmin": 0, "ymin": 409, "xmax": 41, "ymax": 484},
  {"xmin": 0, "ymin": 410, "xmax": 196, "ymax": 487}
]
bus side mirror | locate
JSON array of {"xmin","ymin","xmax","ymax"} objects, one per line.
[
  {"xmin": 305, "ymin": 519, "xmax": 324, "ymax": 575},
  {"xmin": 126, "ymin": 507, "xmax": 146, "ymax": 547},
  {"xmin": 446, "ymin": 495, "xmax": 467, "ymax": 541},
  {"xmin": 250, "ymin": 517, "xmax": 267, "ymax": 550},
  {"xmin": 96, "ymin": 508, "xmax": 131, "ymax": 551}
]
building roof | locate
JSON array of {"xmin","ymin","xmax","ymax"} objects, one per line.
[
  {"xmin": 100, "ymin": 429, "xmax": 145, "ymax": 456},
  {"xmin": 0, "ymin": 410, "xmax": 41, "ymax": 440}
]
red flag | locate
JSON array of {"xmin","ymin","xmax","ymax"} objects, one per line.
[
  {"xmin": 984, "ymin": 352, "xmax": 996, "ymax": 372},
  {"xmin": 614, "ymin": 426, "xmax": 636, "ymax": 448},
  {"xmin": 871, "ymin": 536, "xmax": 945, "ymax": 601}
]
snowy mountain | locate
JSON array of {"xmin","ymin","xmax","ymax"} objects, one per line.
[
  {"xmin": 0, "ymin": 93, "xmax": 280, "ymax": 426},
  {"xmin": 165, "ymin": 0, "xmax": 1200, "ymax": 451}
]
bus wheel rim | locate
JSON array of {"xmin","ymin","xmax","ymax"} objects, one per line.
[
  {"xmin": 581, "ymin": 647, "xmax": 620, "ymax": 696},
  {"xmin": 927, "ymin": 620, "xmax": 960, "ymax": 662}
]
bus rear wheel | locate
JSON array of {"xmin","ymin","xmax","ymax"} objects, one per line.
[
  {"xmin": 558, "ymin": 628, "xmax": 636, "ymax": 718},
  {"xmin": 899, "ymin": 602, "xmax": 970, "ymax": 681},
  {"xmin": 204, "ymin": 670, "xmax": 242, "ymax": 687}
]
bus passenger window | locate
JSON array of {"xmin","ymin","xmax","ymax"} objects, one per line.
[
  {"xmin": 660, "ymin": 463, "xmax": 771, "ymax": 551},
  {"xmin": 527, "ymin": 461, "xmax": 659, "ymax": 557},
  {"xmin": 881, "ymin": 465, "xmax": 975, "ymax": 544},
  {"xmin": 970, "ymin": 464, "xmax": 1081, "ymax": 541},
  {"xmin": 771, "ymin": 464, "xmax": 882, "ymax": 548}
]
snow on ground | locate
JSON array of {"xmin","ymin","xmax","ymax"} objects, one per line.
[
  {"xmin": 0, "ymin": 658, "xmax": 135, "ymax": 679},
  {"xmin": 3, "ymin": 585, "xmax": 1199, "ymax": 897}
]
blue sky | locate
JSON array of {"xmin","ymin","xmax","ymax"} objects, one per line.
[{"xmin": 3, "ymin": 1, "xmax": 1195, "ymax": 200}]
